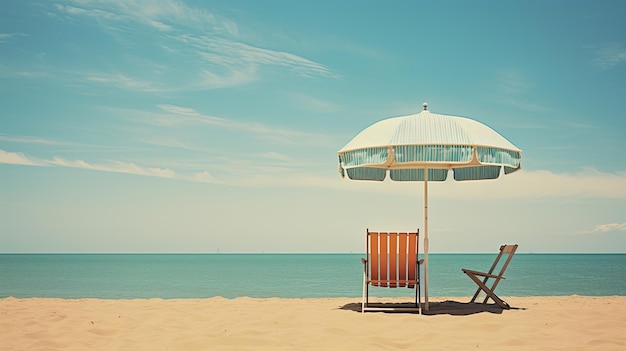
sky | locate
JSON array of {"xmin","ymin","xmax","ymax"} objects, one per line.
[{"xmin": 1, "ymin": 0, "xmax": 625, "ymax": 253}]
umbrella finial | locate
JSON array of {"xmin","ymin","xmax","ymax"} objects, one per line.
[{"xmin": 422, "ymin": 102, "xmax": 428, "ymax": 111}]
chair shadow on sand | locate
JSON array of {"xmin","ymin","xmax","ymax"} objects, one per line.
[{"xmin": 339, "ymin": 300, "xmax": 524, "ymax": 316}]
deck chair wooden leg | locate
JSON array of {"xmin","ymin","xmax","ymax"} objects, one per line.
[
  {"xmin": 470, "ymin": 278, "xmax": 488, "ymax": 303},
  {"xmin": 470, "ymin": 289, "xmax": 480, "ymax": 303},
  {"xmin": 470, "ymin": 277, "xmax": 497, "ymax": 304},
  {"xmin": 465, "ymin": 272, "xmax": 509, "ymax": 309},
  {"xmin": 482, "ymin": 276, "xmax": 505, "ymax": 304},
  {"xmin": 481, "ymin": 278, "xmax": 501, "ymax": 305}
]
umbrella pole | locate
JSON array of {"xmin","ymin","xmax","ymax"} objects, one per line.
[{"xmin": 424, "ymin": 168, "xmax": 429, "ymax": 311}]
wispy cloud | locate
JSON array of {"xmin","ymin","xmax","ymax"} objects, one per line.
[
  {"xmin": 154, "ymin": 104, "xmax": 253, "ymax": 130},
  {"xmin": 590, "ymin": 42, "xmax": 626, "ymax": 69},
  {"xmin": 84, "ymin": 72, "xmax": 159, "ymax": 92},
  {"xmin": 288, "ymin": 93, "xmax": 340, "ymax": 112},
  {"xmin": 577, "ymin": 222, "xmax": 626, "ymax": 235},
  {"xmin": 4, "ymin": 144, "xmax": 626, "ymax": 196},
  {"xmin": 0, "ymin": 147, "xmax": 203, "ymax": 182},
  {"xmin": 0, "ymin": 133, "xmax": 148, "ymax": 155},
  {"xmin": 192, "ymin": 170, "xmax": 217, "ymax": 183},
  {"xmin": 47, "ymin": 0, "xmax": 335, "ymax": 93},
  {"xmin": 0, "ymin": 64, "xmax": 50, "ymax": 79},
  {"xmin": 55, "ymin": 0, "xmax": 239, "ymax": 37},
  {"xmin": 338, "ymin": 167, "xmax": 626, "ymax": 200},
  {"xmin": 502, "ymin": 97, "xmax": 551, "ymax": 113},
  {"xmin": 49, "ymin": 156, "xmax": 177, "ymax": 179},
  {"xmin": 147, "ymin": 104, "xmax": 338, "ymax": 146},
  {"xmin": 498, "ymin": 70, "xmax": 531, "ymax": 95},
  {"xmin": 0, "ymin": 149, "xmax": 42, "ymax": 166},
  {"xmin": 174, "ymin": 34, "xmax": 335, "ymax": 79},
  {"xmin": 590, "ymin": 223, "xmax": 626, "ymax": 233},
  {"xmin": 0, "ymin": 33, "xmax": 27, "ymax": 43},
  {"xmin": 259, "ymin": 152, "xmax": 292, "ymax": 162},
  {"xmin": 0, "ymin": 34, "xmax": 13, "ymax": 42},
  {"xmin": 192, "ymin": 67, "xmax": 257, "ymax": 90},
  {"xmin": 54, "ymin": 4, "xmax": 122, "ymax": 21},
  {"xmin": 0, "ymin": 147, "xmax": 309, "ymax": 186},
  {"xmin": 0, "ymin": 134, "xmax": 65, "ymax": 145},
  {"xmin": 493, "ymin": 70, "xmax": 550, "ymax": 113},
  {"xmin": 477, "ymin": 167, "xmax": 626, "ymax": 199}
]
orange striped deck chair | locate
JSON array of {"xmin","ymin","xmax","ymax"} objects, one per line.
[{"xmin": 361, "ymin": 229, "xmax": 423, "ymax": 313}]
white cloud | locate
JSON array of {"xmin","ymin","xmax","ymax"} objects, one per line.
[
  {"xmin": 14, "ymin": 71, "xmax": 50, "ymax": 78},
  {"xmin": 492, "ymin": 70, "xmax": 550, "ymax": 113},
  {"xmin": 148, "ymin": 20, "xmax": 172, "ymax": 32},
  {"xmin": 0, "ymin": 134, "xmax": 64, "ymax": 145},
  {"xmin": 55, "ymin": 4, "xmax": 122, "ymax": 21},
  {"xmin": 193, "ymin": 67, "xmax": 258, "ymax": 89},
  {"xmin": 151, "ymin": 104, "xmax": 338, "ymax": 146},
  {"xmin": 289, "ymin": 93, "xmax": 339, "ymax": 112},
  {"xmin": 0, "ymin": 65, "xmax": 50, "ymax": 79},
  {"xmin": 0, "ymin": 149, "xmax": 41, "ymax": 166},
  {"xmin": 498, "ymin": 70, "xmax": 530, "ymax": 94},
  {"xmin": 0, "ymin": 144, "xmax": 626, "ymax": 198},
  {"xmin": 48, "ymin": 157, "xmax": 176, "ymax": 179},
  {"xmin": 494, "ymin": 168, "xmax": 626, "ymax": 198},
  {"xmin": 259, "ymin": 152, "xmax": 291, "ymax": 161},
  {"xmin": 591, "ymin": 42, "xmax": 626, "ymax": 69},
  {"xmin": 0, "ymin": 147, "xmax": 218, "ymax": 183},
  {"xmin": 192, "ymin": 171, "xmax": 218, "ymax": 183},
  {"xmin": 63, "ymin": 0, "xmax": 240, "ymax": 37},
  {"xmin": 84, "ymin": 72, "xmax": 159, "ymax": 92},
  {"xmin": 334, "ymin": 168, "xmax": 626, "ymax": 200},
  {"xmin": 33, "ymin": 66, "xmax": 251, "ymax": 93},
  {"xmin": 49, "ymin": 0, "xmax": 335, "ymax": 93},
  {"xmin": 154, "ymin": 104, "xmax": 237, "ymax": 128},
  {"xmin": 0, "ymin": 33, "xmax": 27, "ymax": 43},
  {"xmin": 173, "ymin": 34, "xmax": 335, "ymax": 79},
  {"xmin": 502, "ymin": 97, "xmax": 551, "ymax": 113},
  {"xmin": 157, "ymin": 104, "xmax": 198, "ymax": 116},
  {"xmin": 508, "ymin": 168, "xmax": 626, "ymax": 199},
  {"xmin": 591, "ymin": 223, "xmax": 626, "ymax": 233},
  {"xmin": 577, "ymin": 222, "xmax": 626, "ymax": 235}
]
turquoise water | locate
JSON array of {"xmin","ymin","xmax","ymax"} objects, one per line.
[{"xmin": 1, "ymin": 254, "xmax": 624, "ymax": 299}]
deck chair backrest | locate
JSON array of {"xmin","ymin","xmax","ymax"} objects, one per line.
[
  {"xmin": 483, "ymin": 244, "xmax": 518, "ymax": 291},
  {"xmin": 489, "ymin": 244, "xmax": 518, "ymax": 275},
  {"xmin": 366, "ymin": 230, "xmax": 419, "ymax": 288}
]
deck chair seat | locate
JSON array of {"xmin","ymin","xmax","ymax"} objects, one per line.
[
  {"xmin": 361, "ymin": 229, "xmax": 423, "ymax": 313},
  {"xmin": 462, "ymin": 269, "xmax": 501, "ymax": 279},
  {"xmin": 462, "ymin": 244, "xmax": 518, "ymax": 309}
]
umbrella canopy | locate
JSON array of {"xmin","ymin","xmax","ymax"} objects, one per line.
[{"xmin": 338, "ymin": 103, "xmax": 521, "ymax": 310}]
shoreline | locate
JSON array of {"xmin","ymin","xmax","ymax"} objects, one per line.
[{"xmin": 2, "ymin": 295, "xmax": 625, "ymax": 350}]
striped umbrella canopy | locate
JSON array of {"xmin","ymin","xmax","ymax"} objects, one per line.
[{"xmin": 337, "ymin": 103, "xmax": 522, "ymax": 311}]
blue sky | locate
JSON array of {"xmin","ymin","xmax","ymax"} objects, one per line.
[{"xmin": 1, "ymin": 0, "xmax": 625, "ymax": 253}]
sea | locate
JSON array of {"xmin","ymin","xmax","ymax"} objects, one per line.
[{"xmin": 1, "ymin": 254, "xmax": 625, "ymax": 299}]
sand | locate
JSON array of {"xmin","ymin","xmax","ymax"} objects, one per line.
[{"xmin": 1, "ymin": 295, "xmax": 625, "ymax": 350}]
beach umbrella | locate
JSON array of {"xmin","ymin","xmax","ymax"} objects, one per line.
[{"xmin": 337, "ymin": 103, "xmax": 522, "ymax": 311}]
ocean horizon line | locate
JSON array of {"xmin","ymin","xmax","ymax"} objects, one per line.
[{"xmin": 1, "ymin": 251, "xmax": 625, "ymax": 255}]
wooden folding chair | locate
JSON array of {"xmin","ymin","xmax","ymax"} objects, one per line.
[
  {"xmin": 361, "ymin": 229, "xmax": 423, "ymax": 313},
  {"xmin": 462, "ymin": 244, "xmax": 518, "ymax": 309}
]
